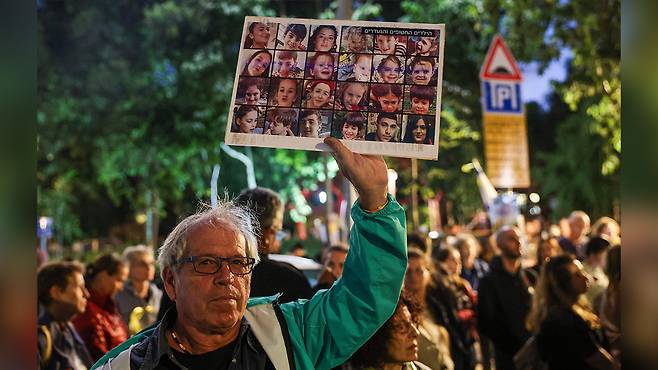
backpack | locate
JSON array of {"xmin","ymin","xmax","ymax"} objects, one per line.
[{"xmin": 513, "ymin": 335, "xmax": 549, "ymax": 370}]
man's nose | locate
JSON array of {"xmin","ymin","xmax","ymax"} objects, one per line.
[{"xmin": 214, "ymin": 263, "xmax": 233, "ymax": 285}]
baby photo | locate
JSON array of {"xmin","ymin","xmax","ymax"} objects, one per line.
[
  {"xmin": 408, "ymin": 33, "xmax": 440, "ymax": 57},
  {"xmin": 369, "ymin": 83, "xmax": 403, "ymax": 113},
  {"xmin": 403, "ymin": 85, "xmax": 437, "ymax": 115},
  {"xmin": 235, "ymin": 77, "xmax": 269, "ymax": 106},
  {"xmin": 239, "ymin": 49, "xmax": 272, "ymax": 78},
  {"xmin": 337, "ymin": 53, "xmax": 372, "ymax": 82},
  {"xmin": 302, "ymin": 80, "xmax": 335, "ymax": 110},
  {"xmin": 264, "ymin": 107, "xmax": 299, "ymax": 136},
  {"xmin": 277, "ymin": 23, "xmax": 308, "ymax": 50},
  {"xmin": 308, "ymin": 25, "xmax": 340, "ymax": 52},
  {"xmin": 339, "ymin": 26, "xmax": 372, "ymax": 53},
  {"xmin": 304, "ymin": 52, "xmax": 337, "ymax": 80},
  {"xmin": 298, "ymin": 109, "xmax": 333, "ymax": 138},
  {"xmin": 373, "ymin": 34, "xmax": 407, "ymax": 55},
  {"xmin": 271, "ymin": 50, "xmax": 306, "ymax": 79},
  {"xmin": 231, "ymin": 105, "xmax": 265, "ymax": 134},
  {"xmin": 244, "ymin": 21, "xmax": 278, "ymax": 49},
  {"xmin": 334, "ymin": 81, "xmax": 369, "ymax": 111},
  {"xmin": 402, "ymin": 115, "xmax": 435, "ymax": 145},
  {"xmin": 372, "ymin": 55, "xmax": 405, "ymax": 84},
  {"xmin": 268, "ymin": 78, "xmax": 302, "ymax": 107},
  {"xmin": 406, "ymin": 56, "xmax": 438, "ymax": 86},
  {"xmin": 331, "ymin": 111, "xmax": 367, "ymax": 141}
]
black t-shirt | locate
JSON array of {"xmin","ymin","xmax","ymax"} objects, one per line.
[{"xmin": 172, "ymin": 340, "xmax": 237, "ymax": 370}]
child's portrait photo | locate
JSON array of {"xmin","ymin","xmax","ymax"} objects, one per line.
[
  {"xmin": 308, "ymin": 25, "xmax": 339, "ymax": 52},
  {"xmin": 406, "ymin": 56, "xmax": 438, "ymax": 86},
  {"xmin": 332, "ymin": 111, "xmax": 367, "ymax": 141},
  {"xmin": 239, "ymin": 49, "xmax": 272, "ymax": 77},
  {"xmin": 271, "ymin": 50, "xmax": 305, "ymax": 79},
  {"xmin": 277, "ymin": 23, "xmax": 308, "ymax": 51},
  {"xmin": 298, "ymin": 109, "xmax": 332, "ymax": 138},
  {"xmin": 372, "ymin": 55, "xmax": 405, "ymax": 84},
  {"xmin": 369, "ymin": 83, "xmax": 403, "ymax": 113},
  {"xmin": 337, "ymin": 53, "xmax": 372, "ymax": 82},
  {"xmin": 305, "ymin": 52, "xmax": 337, "ymax": 80},
  {"xmin": 404, "ymin": 85, "xmax": 437, "ymax": 115},
  {"xmin": 264, "ymin": 107, "xmax": 299, "ymax": 136},
  {"xmin": 302, "ymin": 80, "xmax": 335, "ymax": 110},
  {"xmin": 339, "ymin": 26, "xmax": 372, "ymax": 53},
  {"xmin": 267, "ymin": 78, "xmax": 302, "ymax": 107},
  {"xmin": 236, "ymin": 77, "xmax": 269, "ymax": 106},
  {"xmin": 373, "ymin": 34, "xmax": 407, "ymax": 55},
  {"xmin": 231, "ymin": 105, "xmax": 265, "ymax": 134},
  {"xmin": 244, "ymin": 22, "xmax": 277, "ymax": 49},
  {"xmin": 334, "ymin": 81, "xmax": 369, "ymax": 111},
  {"xmin": 408, "ymin": 33, "xmax": 439, "ymax": 57},
  {"xmin": 402, "ymin": 115, "xmax": 435, "ymax": 144}
]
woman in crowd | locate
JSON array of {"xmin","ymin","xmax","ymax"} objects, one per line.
[
  {"xmin": 73, "ymin": 253, "xmax": 129, "ymax": 361},
  {"xmin": 343, "ymin": 290, "xmax": 432, "ymax": 370},
  {"xmin": 527, "ymin": 254, "xmax": 618, "ymax": 370}
]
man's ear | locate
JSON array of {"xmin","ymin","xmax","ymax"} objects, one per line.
[
  {"xmin": 162, "ymin": 267, "xmax": 177, "ymax": 301},
  {"xmin": 49, "ymin": 285, "xmax": 63, "ymax": 303}
]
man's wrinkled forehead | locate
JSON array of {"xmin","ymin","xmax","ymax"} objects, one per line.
[{"xmin": 186, "ymin": 219, "xmax": 247, "ymax": 251}]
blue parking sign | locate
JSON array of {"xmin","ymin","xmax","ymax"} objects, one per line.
[{"xmin": 482, "ymin": 81, "xmax": 523, "ymax": 115}]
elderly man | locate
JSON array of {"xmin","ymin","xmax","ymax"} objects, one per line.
[
  {"xmin": 92, "ymin": 137, "xmax": 407, "ymax": 370},
  {"xmin": 477, "ymin": 226, "xmax": 534, "ymax": 370},
  {"xmin": 38, "ymin": 261, "xmax": 93, "ymax": 370},
  {"xmin": 559, "ymin": 210, "xmax": 591, "ymax": 260},
  {"xmin": 115, "ymin": 245, "xmax": 163, "ymax": 334}
]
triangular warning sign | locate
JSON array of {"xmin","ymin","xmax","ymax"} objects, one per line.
[{"xmin": 480, "ymin": 35, "xmax": 523, "ymax": 81}]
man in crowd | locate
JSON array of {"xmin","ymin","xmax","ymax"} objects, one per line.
[
  {"xmin": 313, "ymin": 244, "xmax": 349, "ymax": 293},
  {"xmin": 477, "ymin": 226, "xmax": 534, "ymax": 370},
  {"xmin": 116, "ymin": 245, "xmax": 163, "ymax": 335},
  {"xmin": 92, "ymin": 137, "xmax": 407, "ymax": 370},
  {"xmin": 235, "ymin": 186, "xmax": 313, "ymax": 303},
  {"xmin": 559, "ymin": 210, "xmax": 591, "ymax": 260},
  {"xmin": 37, "ymin": 261, "xmax": 93, "ymax": 370}
]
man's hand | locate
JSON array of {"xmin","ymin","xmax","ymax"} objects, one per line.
[{"xmin": 323, "ymin": 137, "xmax": 388, "ymax": 211}]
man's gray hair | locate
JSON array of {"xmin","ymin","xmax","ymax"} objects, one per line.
[
  {"xmin": 122, "ymin": 245, "xmax": 154, "ymax": 265},
  {"xmin": 157, "ymin": 199, "xmax": 260, "ymax": 274}
]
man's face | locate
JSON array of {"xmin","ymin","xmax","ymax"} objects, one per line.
[
  {"xmin": 411, "ymin": 62, "xmax": 432, "ymax": 85},
  {"xmin": 130, "ymin": 253, "xmax": 156, "ymax": 283},
  {"xmin": 52, "ymin": 272, "xmax": 89, "ymax": 316},
  {"xmin": 411, "ymin": 97, "xmax": 430, "ymax": 115},
  {"xmin": 499, "ymin": 228, "xmax": 522, "ymax": 259},
  {"xmin": 569, "ymin": 216, "xmax": 588, "ymax": 241},
  {"xmin": 300, "ymin": 113, "xmax": 321, "ymax": 137},
  {"xmin": 325, "ymin": 250, "xmax": 347, "ymax": 278},
  {"xmin": 342, "ymin": 84, "xmax": 366, "ymax": 109},
  {"xmin": 404, "ymin": 256, "xmax": 428, "ymax": 294},
  {"xmin": 164, "ymin": 223, "xmax": 251, "ymax": 335},
  {"xmin": 377, "ymin": 93, "xmax": 400, "ymax": 113},
  {"xmin": 376, "ymin": 117, "xmax": 398, "ymax": 142},
  {"xmin": 283, "ymin": 31, "xmax": 301, "ymax": 50}
]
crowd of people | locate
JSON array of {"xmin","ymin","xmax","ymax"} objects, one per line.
[{"xmin": 37, "ymin": 139, "xmax": 621, "ymax": 370}]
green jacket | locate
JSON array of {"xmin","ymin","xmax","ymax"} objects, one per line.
[{"xmin": 92, "ymin": 195, "xmax": 407, "ymax": 369}]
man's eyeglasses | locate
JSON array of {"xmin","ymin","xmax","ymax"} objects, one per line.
[{"xmin": 176, "ymin": 256, "xmax": 256, "ymax": 276}]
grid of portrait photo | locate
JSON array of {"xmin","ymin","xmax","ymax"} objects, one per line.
[{"xmin": 226, "ymin": 17, "xmax": 445, "ymax": 160}]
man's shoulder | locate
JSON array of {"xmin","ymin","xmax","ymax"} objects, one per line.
[{"xmin": 255, "ymin": 258, "xmax": 306, "ymax": 278}]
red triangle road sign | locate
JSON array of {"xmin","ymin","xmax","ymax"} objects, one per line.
[{"xmin": 480, "ymin": 35, "xmax": 523, "ymax": 81}]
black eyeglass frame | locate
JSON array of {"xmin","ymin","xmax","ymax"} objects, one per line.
[{"xmin": 176, "ymin": 255, "xmax": 256, "ymax": 276}]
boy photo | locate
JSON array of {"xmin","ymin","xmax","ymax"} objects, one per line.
[
  {"xmin": 406, "ymin": 56, "xmax": 438, "ymax": 86},
  {"xmin": 403, "ymin": 85, "xmax": 437, "ymax": 115},
  {"xmin": 236, "ymin": 77, "xmax": 269, "ymax": 106},
  {"xmin": 277, "ymin": 23, "xmax": 308, "ymax": 50},
  {"xmin": 304, "ymin": 52, "xmax": 337, "ymax": 80},
  {"xmin": 331, "ymin": 111, "xmax": 366, "ymax": 141},
  {"xmin": 298, "ymin": 109, "xmax": 333, "ymax": 138},
  {"xmin": 373, "ymin": 34, "xmax": 407, "ymax": 55},
  {"xmin": 271, "ymin": 50, "xmax": 305, "ymax": 79},
  {"xmin": 365, "ymin": 112, "xmax": 401, "ymax": 142},
  {"xmin": 264, "ymin": 107, "xmax": 299, "ymax": 136}
]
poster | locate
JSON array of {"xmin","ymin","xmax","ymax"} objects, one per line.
[{"xmin": 224, "ymin": 16, "xmax": 446, "ymax": 160}]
